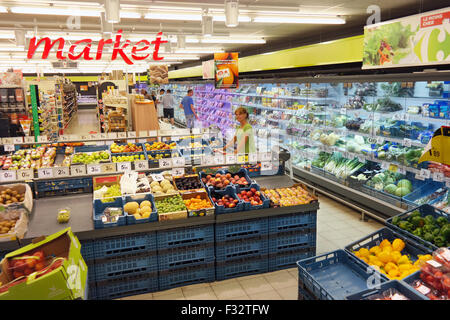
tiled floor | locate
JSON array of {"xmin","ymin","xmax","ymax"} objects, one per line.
[
  {"xmin": 119, "ymin": 195, "xmax": 384, "ymax": 300},
  {"xmin": 65, "ymin": 109, "xmax": 99, "ymax": 134}
]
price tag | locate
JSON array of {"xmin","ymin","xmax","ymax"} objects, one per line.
[
  {"xmin": 69, "ymin": 135, "xmax": 78, "ymax": 141},
  {"xmin": 71, "ymin": 165, "xmax": 86, "ymax": 176},
  {"xmin": 2, "ymin": 138, "xmax": 12, "ymax": 144},
  {"xmin": 17, "ymin": 169, "xmax": 33, "ymax": 180},
  {"xmin": 0, "ymin": 170, "xmax": 16, "ymax": 182},
  {"xmin": 53, "ymin": 167, "xmax": 69, "ymax": 177},
  {"xmin": 13, "ymin": 137, "xmax": 23, "ymax": 144},
  {"xmin": 213, "ymin": 155, "xmax": 224, "ymax": 165},
  {"xmin": 126, "ymin": 139, "xmax": 136, "ymax": 144},
  {"xmin": 38, "ymin": 168, "xmax": 53, "ymax": 179},
  {"xmin": 403, "ymin": 138, "xmax": 412, "ymax": 147},
  {"xmin": 202, "ymin": 156, "xmax": 214, "ymax": 166},
  {"xmin": 420, "ymin": 169, "xmax": 431, "ymax": 179},
  {"xmin": 135, "ymin": 160, "xmax": 149, "ymax": 170},
  {"xmin": 100, "ymin": 163, "xmax": 116, "ymax": 173},
  {"xmin": 432, "ymin": 172, "xmax": 444, "ymax": 182},
  {"xmin": 105, "ymin": 140, "xmax": 114, "ymax": 145},
  {"xmin": 127, "ymin": 131, "xmax": 136, "ymax": 138},
  {"xmin": 260, "ymin": 162, "xmax": 272, "ymax": 173},
  {"xmin": 117, "ymin": 132, "xmax": 127, "ymax": 139},
  {"xmin": 148, "ymin": 130, "xmax": 157, "ymax": 137},
  {"xmin": 226, "ymin": 154, "xmax": 237, "ymax": 164},
  {"xmin": 171, "ymin": 167, "xmax": 185, "ymax": 177},
  {"xmin": 4, "ymin": 144, "xmax": 15, "ymax": 152},
  {"xmin": 137, "ymin": 139, "xmax": 147, "ymax": 143},
  {"xmin": 87, "ymin": 164, "xmax": 101, "ymax": 175},
  {"xmin": 192, "ymin": 128, "xmax": 201, "ymax": 134},
  {"xmin": 89, "ymin": 134, "xmax": 99, "ymax": 140},
  {"xmin": 159, "ymin": 158, "xmax": 172, "ymax": 168},
  {"xmin": 397, "ymin": 167, "xmax": 406, "ymax": 175},
  {"xmin": 376, "ymin": 137, "xmax": 385, "ymax": 145},
  {"xmin": 37, "ymin": 136, "xmax": 48, "ymax": 143},
  {"xmin": 381, "ymin": 161, "xmax": 390, "ymax": 170},
  {"xmin": 151, "ymin": 174, "xmax": 164, "ymax": 182},
  {"xmin": 237, "ymin": 154, "xmax": 247, "ymax": 164},
  {"xmin": 24, "ymin": 136, "xmax": 35, "ymax": 143},
  {"xmin": 60, "ymin": 135, "xmax": 69, "ymax": 142},
  {"xmin": 388, "ymin": 164, "xmax": 398, "ymax": 172},
  {"xmin": 248, "ymin": 153, "xmax": 258, "ymax": 164},
  {"xmin": 80, "ymin": 135, "xmax": 89, "ymax": 141},
  {"xmin": 139, "ymin": 130, "xmax": 148, "ymax": 137},
  {"xmin": 107, "ymin": 132, "xmax": 117, "ymax": 139},
  {"xmin": 100, "ymin": 133, "xmax": 108, "ymax": 139},
  {"xmin": 172, "ymin": 157, "xmax": 185, "ymax": 167},
  {"xmin": 117, "ymin": 162, "xmax": 131, "ymax": 172},
  {"xmin": 96, "ymin": 141, "xmax": 106, "ymax": 146}
]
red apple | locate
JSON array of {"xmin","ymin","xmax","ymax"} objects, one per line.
[
  {"xmin": 13, "ymin": 271, "xmax": 24, "ymax": 279},
  {"xmin": 250, "ymin": 188, "xmax": 257, "ymax": 193}
]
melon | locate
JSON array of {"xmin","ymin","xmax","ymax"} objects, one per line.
[
  {"xmin": 140, "ymin": 200, "xmax": 151, "ymax": 208},
  {"xmin": 124, "ymin": 202, "xmax": 139, "ymax": 214},
  {"xmin": 150, "ymin": 181, "xmax": 160, "ymax": 188}
]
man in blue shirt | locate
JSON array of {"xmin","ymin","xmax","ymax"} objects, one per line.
[{"xmin": 179, "ymin": 89, "xmax": 199, "ymax": 128}]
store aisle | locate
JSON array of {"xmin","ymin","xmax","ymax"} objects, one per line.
[
  {"xmin": 65, "ymin": 109, "xmax": 99, "ymax": 134},
  {"xmin": 119, "ymin": 195, "xmax": 384, "ymax": 300}
]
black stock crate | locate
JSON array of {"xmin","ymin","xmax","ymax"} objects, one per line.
[
  {"xmin": 268, "ymin": 211, "xmax": 317, "ymax": 234},
  {"xmin": 159, "ymin": 263, "xmax": 215, "ymax": 291},
  {"xmin": 93, "ymin": 272, "xmax": 159, "ymax": 300},
  {"xmin": 215, "ymin": 256, "xmax": 268, "ymax": 281},
  {"xmin": 93, "ymin": 232, "xmax": 157, "ymax": 260},
  {"xmin": 215, "ymin": 218, "xmax": 268, "ymax": 242},
  {"xmin": 268, "ymin": 229, "xmax": 316, "ymax": 254},
  {"xmin": 215, "ymin": 236, "xmax": 268, "ymax": 262},
  {"xmin": 157, "ymin": 243, "xmax": 215, "ymax": 271},
  {"xmin": 157, "ymin": 224, "xmax": 214, "ymax": 250},
  {"xmin": 268, "ymin": 247, "xmax": 316, "ymax": 272}
]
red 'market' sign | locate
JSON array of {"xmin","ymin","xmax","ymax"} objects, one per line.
[{"xmin": 27, "ymin": 30, "xmax": 167, "ymax": 65}]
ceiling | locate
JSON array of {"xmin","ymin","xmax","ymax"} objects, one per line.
[{"xmin": 0, "ymin": 0, "xmax": 447, "ymax": 74}]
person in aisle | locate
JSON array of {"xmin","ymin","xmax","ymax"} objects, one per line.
[
  {"xmin": 221, "ymin": 107, "xmax": 255, "ymax": 154},
  {"xmin": 140, "ymin": 89, "xmax": 151, "ymax": 101},
  {"xmin": 157, "ymin": 88, "xmax": 165, "ymax": 120},
  {"xmin": 179, "ymin": 89, "xmax": 199, "ymax": 128},
  {"xmin": 161, "ymin": 89, "xmax": 175, "ymax": 127},
  {"xmin": 150, "ymin": 91, "xmax": 158, "ymax": 112}
]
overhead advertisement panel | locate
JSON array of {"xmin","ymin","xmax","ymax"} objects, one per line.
[
  {"xmin": 362, "ymin": 7, "xmax": 450, "ymax": 69},
  {"xmin": 214, "ymin": 53, "xmax": 238, "ymax": 89}
]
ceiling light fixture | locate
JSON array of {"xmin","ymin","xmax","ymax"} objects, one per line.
[
  {"xmin": 202, "ymin": 10, "xmax": 213, "ymax": 37},
  {"xmin": 225, "ymin": 0, "xmax": 239, "ymax": 27},
  {"xmin": 0, "ymin": 6, "xmax": 7, "ymax": 13},
  {"xmin": 10, "ymin": 6, "xmax": 101, "ymax": 16},
  {"xmin": 252, "ymin": 15, "xmax": 346, "ymax": 24},
  {"xmin": 105, "ymin": 0, "xmax": 120, "ymax": 23},
  {"xmin": 201, "ymin": 37, "xmax": 265, "ymax": 44},
  {"xmin": 174, "ymin": 48, "xmax": 225, "ymax": 54}
]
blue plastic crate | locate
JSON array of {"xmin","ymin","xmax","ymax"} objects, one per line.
[
  {"xmin": 218, "ymin": 168, "xmax": 253, "ymax": 187},
  {"xmin": 74, "ymin": 145, "xmax": 109, "ymax": 153},
  {"xmin": 94, "ymin": 272, "xmax": 159, "ymax": 300},
  {"xmin": 298, "ymin": 286, "xmax": 316, "ymax": 300},
  {"xmin": 93, "ymin": 197, "xmax": 127, "ymax": 229},
  {"xmin": 123, "ymin": 194, "xmax": 158, "ymax": 225},
  {"xmin": 159, "ymin": 263, "xmax": 215, "ymax": 291},
  {"xmin": 268, "ymin": 230, "xmax": 316, "ymax": 254},
  {"xmin": 215, "ymin": 218, "xmax": 268, "ymax": 242},
  {"xmin": 216, "ymin": 256, "xmax": 268, "ymax": 281},
  {"xmin": 345, "ymin": 227, "xmax": 433, "ymax": 271},
  {"xmin": 268, "ymin": 247, "xmax": 316, "ymax": 272},
  {"xmin": 36, "ymin": 178, "xmax": 92, "ymax": 191},
  {"xmin": 207, "ymin": 185, "xmax": 245, "ymax": 214},
  {"xmin": 402, "ymin": 270, "xmax": 431, "ymax": 300},
  {"xmin": 385, "ymin": 204, "xmax": 449, "ymax": 251},
  {"xmin": 111, "ymin": 151, "xmax": 148, "ymax": 162},
  {"xmin": 93, "ymin": 252, "xmax": 158, "ymax": 281},
  {"xmin": 158, "ymin": 244, "xmax": 214, "ymax": 271},
  {"xmin": 157, "ymin": 224, "xmax": 214, "ymax": 250},
  {"xmin": 215, "ymin": 236, "xmax": 268, "ymax": 262},
  {"xmin": 234, "ymin": 183, "xmax": 270, "ymax": 211},
  {"xmin": 88, "ymin": 283, "xmax": 97, "ymax": 300},
  {"xmin": 93, "ymin": 232, "xmax": 157, "ymax": 260},
  {"xmin": 268, "ymin": 212, "xmax": 317, "ymax": 234},
  {"xmin": 403, "ymin": 181, "xmax": 445, "ymax": 207},
  {"xmin": 297, "ymin": 249, "xmax": 388, "ymax": 300},
  {"xmin": 346, "ymin": 280, "xmax": 428, "ymax": 300},
  {"xmin": 80, "ymin": 240, "xmax": 95, "ymax": 262}
]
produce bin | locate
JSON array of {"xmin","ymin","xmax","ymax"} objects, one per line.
[
  {"xmin": 402, "ymin": 271, "xmax": 431, "ymax": 300},
  {"xmin": 216, "ymin": 256, "xmax": 268, "ymax": 281},
  {"xmin": 157, "ymin": 244, "xmax": 215, "ymax": 271},
  {"xmin": 71, "ymin": 151, "xmax": 111, "ymax": 165},
  {"xmin": 181, "ymin": 190, "xmax": 215, "ymax": 217},
  {"xmin": 92, "ymin": 197, "xmax": 126, "ymax": 229},
  {"xmin": 110, "ymin": 143, "xmax": 146, "ymax": 154},
  {"xmin": 173, "ymin": 174, "xmax": 204, "ymax": 193},
  {"xmin": 297, "ymin": 249, "xmax": 388, "ymax": 300},
  {"xmin": 123, "ymin": 194, "xmax": 158, "ymax": 225},
  {"xmin": 269, "ymin": 229, "xmax": 316, "ymax": 254},
  {"xmin": 218, "ymin": 168, "xmax": 253, "ymax": 187},
  {"xmin": 403, "ymin": 181, "xmax": 446, "ymax": 208},
  {"xmin": 153, "ymin": 193, "xmax": 188, "ymax": 221},
  {"xmin": 268, "ymin": 211, "xmax": 316, "ymax": 234},
  {"xmin": 346, "ymin": 280, "xmax": 427, "ymax": 300},
  {"xmin": 111, "ymin": 151, "xmax": 148, "ymax": 162},
  {"xmin": 74, "ymin": 145, "xmax": 109, "ymax": 153},
  {"xmin": 207, "ymin": 185, "xmax": 244, "ymax": 214},
  {"xmin": 235, "ymin": 183, "xmax": 270, "ymax": 211},
  {"xmin": 268, "ymin": 247, "xmax": 316, "ymax": 272},
  {"xmin": 385, "ymin": 204, "xmax": 449, "ymax": 251}
]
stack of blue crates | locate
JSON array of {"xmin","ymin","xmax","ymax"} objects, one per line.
[{"xmin": 157, "ymin": 225, "xmax": 215, "ymax": 291}]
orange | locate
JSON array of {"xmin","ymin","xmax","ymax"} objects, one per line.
[
  {"xmin": 230, "ymin": 52, "xmax": 238, "ymax": 60},
  {"xmin": 214, "ymin": 53, "xmax": 229, "ymax": 60},
  {"xmin": 228, "ymin": 62, "xmax": 239, "ymax": 77},
  {"xmin": 216, "ymin": 65, "xmax": 234, "ymax": 85}
]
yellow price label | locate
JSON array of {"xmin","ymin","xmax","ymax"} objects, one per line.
[
  {"xmin": 101, "ymin": 163, "xmax": 116, "ymax": 173},
  {"xmin": 388, "ymin": 164, "xmax": 398, "ymax": 172}
]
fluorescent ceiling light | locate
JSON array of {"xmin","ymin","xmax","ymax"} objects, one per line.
[
  {"xmin": 159, "ymin": 55, "xmax": 200, "ymax": 60},
  {"xmin": 0, "ymin": 32, "xmax": 14, "ymax": 39},
  {"xmin": 253, "ymin": 15, "xmax": 345, "ymax": 24},
  {"xmin": 11, "ymin": 6, "xmax": 101, "ymax": 16},
  {"xmin": 214, "ymin": 15, "xmax": 250, "ymax": 23},
  {"xmin": 145, "ymin": 12, "xmax": 200, "ymax": 21},
  {"xmin": 201, "ymin": 37, "xmax": 265, "ymax": 44},
  {"xmin": 120, "ymin": 11, "xmax": 141, "ymax": 19},
  {"xmin": 174, "ymin": 48, "xmax": 224, "ymax": 54},
  {"xmin": 0, "ymin": 6, "xmax": 7, "ymax": 13},
  {"xmin": 0, "ymin": 47, "xmax": 25, "ymax": 52}
]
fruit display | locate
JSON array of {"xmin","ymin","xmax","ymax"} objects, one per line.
[
  {"xmin": 174, "ymin": 175, "xmax": 203, "ymax": 191},
  {"xmin": 391, "ymin": 210, "xmax": 450, "ymax": 247},
  {"xmin": 211, "ymin": 194, "xmax": 239, "ymax": 209},
  {"xmin": 6, "ymin": 249, "xmax": 56, "ymax": 280},
  {"xmin": 100, "ymin": 207, "xmax": 123, "ymax": 223},
  {"xmin": 237, "ymin": 188, "xmax": 263, "ymax": 206},
  {"xmin": 0, "ymin": 188, "xmax": 25, "ymax": 205},
  {"xmin": 150, "ymin": 178, "xmax": 176, "ymax": 196},
  {"xmin": 112, "ymin": 154, "xmax": 146, "ymax": 162},
  {"xmin": 61, "ymin": 155, "xmax": 71, "ymax": 167},
  {"xmin": 262, "ymin": 185, "xmax": 316, "ymax": 206},
  {"xmin": 110, "ymin": 142, "xmax": 143, "ymax": 153},
  {"xmin": 201, "ymin": 172, "xmax": 250, "ymax": 189},
  {"xmin": 124, "ymin": 200, "xmax": 153, "ymax": 220},
  {"xmin": 72, "ymin": 151, "xmax": 110, "ymax": 164},
  {"xmin": 2, "ymin": 147, "xmax": 56, "ymax": 170},
  {"xmin": 364, "ymin": 288, "xmax": 411, "ymax": 300},
  {"xmin": 147, "ymin": 153, "xmax": 172, "ymax": 161},
  {"xmin": 366, "ymin": 171, "xmax": 414, "ymax": 197},
  {"xmin": 154, "ymin": 194, "xmax": 186, "ymax": 214},
  {"xmin": 57, "ymin": 208, "xmax": 70, "ymax": 224},
  {"xmin": 183, "ymin": 194, "xmax": 214, "ymax": 212},
  {"xmin": 0, "ymin": 219, "xmax": 18, "ymax": 234},
  {"xmin": 353, "ymin": 238, "xmax": 432, "ymax": 280},
  {"xmin": 94, "ymin": 184, "xmax": 121, "ymax": 202},
  {"xmin": 144, "ymin": 141, "xmax": 176, "ymax": 151}
]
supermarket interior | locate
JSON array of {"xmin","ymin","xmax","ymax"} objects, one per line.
[{"xmin": 0, "ymin": 0, "xmax": 449, "ymax": 304}]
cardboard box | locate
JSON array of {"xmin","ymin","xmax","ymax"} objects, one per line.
[
  {"xmin": 93, "ymin": 175, "xmax": 122, "ymax": 200},
  {"xmin": 0, "ymin": 227, "xmax": 87, "ymax": 300},
  {"xmin": 0, "ymin": 183, "xmax": 33, "ymax": 214},
  {"xmin": 154, "ymin": 193, "xmax": 188, "ymax": 221}
]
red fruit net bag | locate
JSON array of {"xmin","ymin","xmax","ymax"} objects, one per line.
[{"xmin": 433, "ymin": 248, "xmax": 450, "ymax": 270}]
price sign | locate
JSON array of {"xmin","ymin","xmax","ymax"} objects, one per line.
[
  {"xmin": 127, "ymin": 131, "xmax": 136, "ymax": 138},
  {"xmin": 0, "ymin": 170, "xmax": 16, "ymax": 182},
  {"xmin": 376, "ymin": 137, "xmax": 385, "ymax": 145},
  {"xmin": 80, "ymin": 135, "xmax": 88, "ymax": 141},
  {"xmin": 248, "ymin": 153, "xmax": 258, "ymax": 164},
  {"xmin": 226, "ymin": 154, "xmax": 237, "ymax": 164},
  {"xmin": 71, "ymin": 165, "xmax": 86, "ymax": 176},
  {"xmin": 151, "ymin": 174, "xmax": 164, "ymax": 182},
  {"xmin": 117, "ymin": 162, "xmax": 131, "ymax": 172},
  {"xmin": 172, "ymin": 167, "xmax": 185, "ymax": 177},
  {"xmin": 105, "ymin": 140, "xmax": 114, "ymax": 145},
  {"xmin": 87, "ymin": 164, "xmax": 101, "ymax": 175},
  {"xmin": 96, "ymin": 141, "xmax": 106, "ymax": 146},
  {"xmin": 388, "ymin": 164, "xmax": 398, "ymax": 172},
  {"xmin": 100, "ymin": 133, "xmax": 108, "ymax": 139},
  {"xmin": 192, "ymin": 128, "xmax": 201, "ymax": 134},
  {"xmin": 213, "ymin": 155, "xmax": 224, "ymax": 165},
  {"xmin": 171, "ymin": 136, "xmax": 180, "ymax": 142},
  {"xmin": 60, "ymin": 135, "xmax": 69, "ymax": 142},
  {"xmin": 420, "ymin": 169, "xmax": 431, "ymax": 179},
  {"xmin": 69, "ymin": 135, "xmax": 78, "ymax": 141},
  {"xmin": 24, "ymin": 136, "xmax": 35, "ymax": 143},
  {"xmin": 260, "ymin": 162, "xmax": 272, "ymax": 173},
  {"xmin": 139, "ymin": 130, "xmax": 148, "ymax": 137},
  {"xmin": 13, "ymin": 137, "xmax": 23, "ymax": 144},
  {"xmin": 38, "ymin": 168, "xmax": 53, "ymax": 179},
  {"xmin": 107, "ymin": 132, "xmax": 117, "ymax": 139},
  {"xmin": 135, "ymin": 160, "xmax": 149, "ymax": 170},
  {"xmin": 126, "ymin": 139, "xmax": 136, "ymax": 144},
  {"xmin": 89, "ymin": 134, "xmax": 99, "ymax": 140},
  {"xmin": 159, "ymin": 158, "xmax": 172, "ymax": 168},
  {"xmin": 37, "ymin": 136, "xmax": 48, "ymax": 143},
  {"xmin": 148, "ymin": 130, "xmax": 157, "ymax": 137},
  {"xmin": 4, "ymin": 144, "xmax": 15, "ymax": 152},
  {"xmin": 53, "ymin": 167, "xmax": 69, "ymax": 177},
  {"xmin": 202, "ymin": 156, "xmax": 214, "ymax": 166},
  {"xmin": 117, "ymin": 132, "xmax": 127, "ymax": 139},
  {"xmin": 2, "ymin": 138, "xmax": 12, "ymax": 144},
  {"xmin": 397, "ymin": 167, "xmax": 406, "ymax": 175},
  {"xmin": 172, "ymin": 157, "xmax": 185, "ymax": 167},
  {"xmin": 137, "ymin": 139, "xmax": 147, "ymax": 143},
  {"xmin": 381, "ymin": 161, "xmax": 390, "ymax": 170},
  {"xmin": 237, "ymin": 154, "xmax": 247, "ymax": 164},
  {"xmin": 403, "ymin": 138, "xmax": 412, "ymax": 147},
  {"xmin": 432, "ymin": 172, "xmax": 445, "ymax": 182},
  {"xmin": 100, "ymin": 163, "xmax": 116, "ymax": 173},
  {"xmin": 17, "ymin": 169, "xmax": 33, "ymax": 180},
  {"xmin": 415, "ymin": 173, "xmax": 425, "ymax": 181}
]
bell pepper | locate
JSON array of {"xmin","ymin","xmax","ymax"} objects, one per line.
[
  {"xmin": 424, "ymin": 215, "xmax": 435, "ymax": 226},
  {"xmin": 440, "ymin": 224, "xmax": 450, "ymax": 241},
  {"xmin": 433, "ymin": 235, "xmax": 446, "ymax": 247},
  {"xmin": 436, "ymin": 216, "xmax": 448, "ymax": 228}
]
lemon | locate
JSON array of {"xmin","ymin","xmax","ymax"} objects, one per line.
[
  {"xmin": 392, "ymin": 238, "xmax": 405, "ymax": 252},
  {"xmin": 359, "ymin": 248, "xmax": 370, "ymax": 258}
]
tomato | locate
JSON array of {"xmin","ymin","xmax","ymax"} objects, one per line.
[
  {"xmin": 23, "ymin": 268, "xmax": 33, "ymax": 276},
  {"xmin": 427, "ymin": 293, "xmax": 438, "ymax": 300},
  {"xmin": 25, "ymin": 258, "xmax": 36, "ymax": 269},
  {"xmin": 442, "ymin": 277, "xmax": 450, "ymax": 289},
  {"xmin": 13, "ymin": 271, "xmax": 23, "ymax": 279},
  {"xmin": 14, "ymin": 260, "xmax": 26, "ymax": 272},
  {"xmin": 425, "ymin": 275, "xmax": 434, "ymax": 284},
  {"xmin": 32, "ymin": 251, "xmax": 45, "ymax": 262},
  {"xmin": 34, "ymin": 262, "xmax": 45, "ymax": 271}
]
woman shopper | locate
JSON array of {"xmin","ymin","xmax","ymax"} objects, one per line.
[{"xmin": 221, "ymin": 107, "xmax": 255, "ymax": 154}]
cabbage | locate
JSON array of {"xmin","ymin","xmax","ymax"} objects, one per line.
[
  {"xmin": 397, "ymin": 179, "xmax": 412, "ymax": 192},
  {"xmin": 384, "ymin": 184, "xmax": 397, "ymax": 195},
  {"xmin": 395, "ymin": 187, "xmax": 411, "ymax": 197}
]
